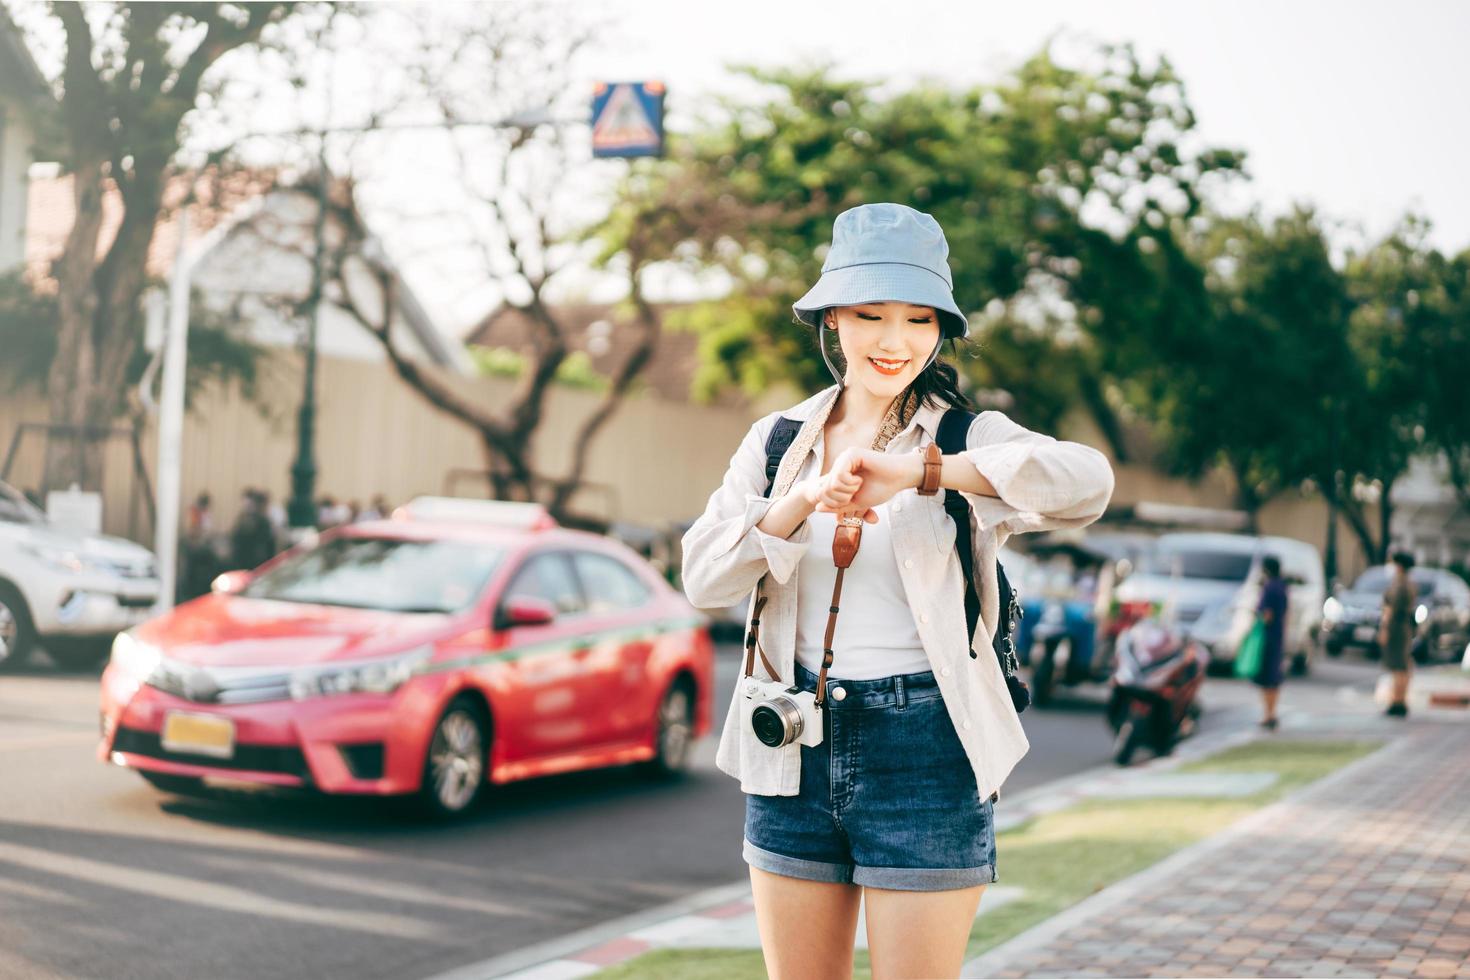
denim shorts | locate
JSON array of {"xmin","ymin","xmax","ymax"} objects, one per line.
[{"xmin": 743, "ymin": 662, "xmax": 997, "ymax": 892}]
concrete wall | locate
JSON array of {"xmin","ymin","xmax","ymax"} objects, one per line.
[{"xmin": 0, "ymin": 360, "xmax": 1379, "ymax": 583}]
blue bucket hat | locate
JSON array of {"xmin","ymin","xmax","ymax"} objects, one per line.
[{"xmin": 793, "ymin": 203, "xmax": 969, "ymax": 340}]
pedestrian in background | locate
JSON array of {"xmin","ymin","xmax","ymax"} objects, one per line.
[
  {"xmin": 230, "ymin": 489, "xmax": 276, "ymax": 571},
  {"xmin": 180, "ymin": 491, "xmax": 219, "ymax": 600},
  {"xmin": 1253, "ymin": 555, "xmax": 1289, "ymax": 730},
  {"xmin": 682, "ymin": 204, "xmax": 1114, "ymax": 980},
  {"xmin": 1379, "ymin": 550, "xmax": 1417, "ymax": 717}
]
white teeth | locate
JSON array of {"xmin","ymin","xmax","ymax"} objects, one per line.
[{"xmin": 869, "ymin": 357, "xmax": 907, "ymax": 369}]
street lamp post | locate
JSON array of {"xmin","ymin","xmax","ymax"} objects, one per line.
[{"xmin": 286, "ymin": 137, "xmax": 331, "ymax": 531}]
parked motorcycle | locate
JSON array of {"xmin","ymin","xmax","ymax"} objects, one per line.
[{"xmin": 1106, "ymin": 611, "xmax": 1208, "ymax": 765}]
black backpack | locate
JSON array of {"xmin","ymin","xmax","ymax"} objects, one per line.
[{"xmin": 762, "ymin": 409, "xmax": 1031, "ymax": 714}]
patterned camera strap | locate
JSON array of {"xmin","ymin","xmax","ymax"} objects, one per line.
[{"xmin": 745, "ymin": 389, "xmax": 919, "ymax": 708}]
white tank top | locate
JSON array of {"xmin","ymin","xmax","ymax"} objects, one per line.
[{"xmin": 794, "ymin": 503, "xmax": 931, "ymax": 680}]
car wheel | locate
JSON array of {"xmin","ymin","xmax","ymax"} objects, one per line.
[
  {"xmin": 1325, "ymin": 636, "xmax": 1343, "ymax": 657},
  {"xmin": 1112, "ymin": 715, "xmax": 1144, "ymax": 766},
  {"xmin": 45, "ymin": 636, "xmax": 112, "ymax": 672},
  {"xmin": 417, "ymin": 699, "xmax": 488, "ymax": 819},
  {"xmin": 0, "ymin": 584, "xmax": 36, "ymax": 672},
  {"xmin": 645, "ymin": 680, "xmax": 695, "ymax": 779},
  {"xmin": 139, "ymin": 771, "xmax": 209, "ymax": 798},
  {"xmin": 1289, "ymin": 652, "xmax": 1309, "ymax": 677}
]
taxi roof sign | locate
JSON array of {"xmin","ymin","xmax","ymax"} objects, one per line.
[
  {"xmin": 396, "ymin": 497, "xmax": 557, "ymax": 531},
  {"xmin": 592, "ymin": 81, "xmax": 665, "ymax": 158}
]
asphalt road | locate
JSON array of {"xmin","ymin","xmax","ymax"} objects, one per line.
[{"xmin": 0, "ymin": 645, "xmax": 1380, "ymax": 980}]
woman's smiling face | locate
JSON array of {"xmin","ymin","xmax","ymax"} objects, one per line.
[{"xmin": 826, "ymin": 302, "xmax": 942, "ymax": 398}]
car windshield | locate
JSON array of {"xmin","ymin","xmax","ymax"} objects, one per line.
[
  {"xmin": 1139, "ymin": 548, "xmax": 1255, "ymax": 583},
  {"xmin": 1351, "ymin": 566, "xmax": 1435, "ymax": 597},
  {"xmin": 241, "ymin": 536, "xmax": 504, "ymax": 614},
  {"xmin": 0, "ymin": 484, "xmax": 45, "ymax": 525}
]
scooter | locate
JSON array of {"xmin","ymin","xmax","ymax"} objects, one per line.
[{"xmin": 1105, "ymin": 610, "xmax": 1209, "ymax": 766}]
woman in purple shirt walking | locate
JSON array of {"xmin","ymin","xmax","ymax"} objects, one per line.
[{"xmin": 1253, "ymin": 555, "xmax": 1289, "ymax": 729}]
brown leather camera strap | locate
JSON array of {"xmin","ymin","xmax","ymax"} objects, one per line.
[
  {"xmin": 740, "ymin": 389, "xmax": 915, "ymax": 695},
  {"xmin": 816, "ymin": 518, "xmax": 863, "ymax": 707},
  {"xmin": 743, "ymin": 592, "xmax": 778, "ymax": 681}
]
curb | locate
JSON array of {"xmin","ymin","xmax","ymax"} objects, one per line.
[
  {"xmin": 421, "ymin": 710, "xmax": 1268, "ymax": 980},
  {"xmin": 418, "ymin": 881, "xmax": 754, "ymax": 980},
  {"xmin": 959, "ymin": 735, "xmax": 1406, "ymax": 978}
]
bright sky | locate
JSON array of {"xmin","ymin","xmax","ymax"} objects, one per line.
[
  {"xmin": 589, "ymin": 0, "xmax": 1470, "ymax": 253},
  {"xmin": 14, "ymin": 1, "xmax": 1470, "ymax": 335}
]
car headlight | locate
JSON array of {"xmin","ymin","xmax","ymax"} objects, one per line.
[
  {"xmin": 21, "ymin": 543, "xmax": 93, "ymax": 574},
  {"xmin": 1323, "ymin": 597, "xmax": 1342, "ymax": 624},
  {"xmin": 288, "ymin": 646, "xmax": 433, "ymax": 701},
  {"xmin": 1415, "ymin": 604, "xmax": 1429, "ymax": 626},
  {"xmin": 110, "ymin": 631, "xmax": 162, "ymax": 680}
]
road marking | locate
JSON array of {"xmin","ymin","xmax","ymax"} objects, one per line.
[
  {"xmin": 0, "ymin": 841, "xmax": 446, "ymax": 940},
  {"xmin": 0, "ymin": 732, "xmax": 96, "ymax": 752}
]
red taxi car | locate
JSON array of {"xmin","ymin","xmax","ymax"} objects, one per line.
[{"xmin": 99, "ymin": 499, "xmax": 714, "ymax": 817}]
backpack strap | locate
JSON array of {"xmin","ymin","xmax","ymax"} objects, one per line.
[
  {"xmin": 938, "ymin": 407, "xmax": 1030, "ymax": 714},
  {"xmin": 935, "ymin": 408, "xmax": 981, "ymax": 643},
  {"xmin": 762, "ymin": 417, "xmax": 802, "ymax": 498}
]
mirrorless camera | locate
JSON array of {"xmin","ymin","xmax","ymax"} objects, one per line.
[{"xmin": 741, "ymin": 676, "xmax": 824, "ymax": 748}]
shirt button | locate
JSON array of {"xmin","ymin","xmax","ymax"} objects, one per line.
[
  {"xmin": 920, "ymin": 612, "xmax": 930, "ymax": 624},
  {"xmin": 831, "ymin": 687, "xmax": 847, "ymax": 701},
  {"xmin": 941, "ymin": 666, "xmax": 952, "ymax": 677},
  {"xmin": 904, "ymin": 559, "xmax": 914, "ymax": 570},
  {"xmin": 963, "ymin": 720, "xmax": 973, "ymax": 731},
  {"xmin": 892, "ymin": 501, "xmax": 902, "ymax": 513}
]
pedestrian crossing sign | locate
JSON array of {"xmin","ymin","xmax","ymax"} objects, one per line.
[{"xmin": 592, "ymin": 81, "xmax": 665, "ymax": 158}]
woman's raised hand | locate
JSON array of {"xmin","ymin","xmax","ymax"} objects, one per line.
[
  {"xmin": 801, "ymin": 460, "xmax": 878, "ymax": 524},
  {"xmin": 825, "ymin": 448, "xmax": 923, "ymax": 512}
]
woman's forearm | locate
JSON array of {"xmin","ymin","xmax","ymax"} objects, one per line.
[
  {"xmin": 756, "ymin": 481, "xmax": 818, "ymax": 540},
  {"xmin": 896, "ymin": 452, "xmax": 1000, "ymax": 498}
]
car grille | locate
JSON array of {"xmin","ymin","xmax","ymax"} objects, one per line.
[
  {"xmin": 147, "ymin": 661, "xmax": 294, "ymax": 705},
  {"xmin": 112, "ymin": 727, "xmax": 308, "ymax": 777}
]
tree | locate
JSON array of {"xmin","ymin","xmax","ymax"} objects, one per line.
[
  {"xmin": 600, "ymin": 45, "xmax": 1245, "ymax": 457},
  {"xmin": 1122, "ymin": 209, "xmax": 1356, "ymax": 527},
  {"xmin": 0, "ymin": 269, "xmax": 272, "ymax": 412},
  {"xmin": 1335, "ymin": 218, "xmax": 1457, "ymax": 562},
  {"xmin": 18, "ymin": 1, "xmax": 304, "ymax": 491},
  {"xmin": 302, "ymin": 4, "xmax": 666, "ymax": 528}
]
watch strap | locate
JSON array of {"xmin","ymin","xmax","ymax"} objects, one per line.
[{"xmin": 917, "ymin": 441, "xmax": 943, "ymax": 496}]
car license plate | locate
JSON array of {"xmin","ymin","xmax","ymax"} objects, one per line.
[
  {"xmin": 161, "ymin": 712, "xmax": 235, "ymax": 759},
  {"xmin": 1354, "ymin": 625, "xmax": 1377, "ymax": 642}
]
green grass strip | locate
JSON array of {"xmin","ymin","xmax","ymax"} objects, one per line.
[{"xmin": 595, "ymin": 738, "xmax": 1382, "ymax": 979}]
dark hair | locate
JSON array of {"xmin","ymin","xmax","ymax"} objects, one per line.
[
  {"xmin": 907, "ymin": 338, "xmax": 974, "ymax": 412},
  {"xmin": 1391, "ymin": 550, "xmax": 1416, "ymax": 570},
  {"xmin": 1262, "ymin": 555, "xmax": 1281, "ymax": 578}
]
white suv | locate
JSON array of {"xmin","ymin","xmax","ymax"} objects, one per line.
[
  {"xmin": 1115, "ymin": 532, "xmax": 1326, "ymax": 674},
  {"xmin": 0, "ymin": 481, "xmax": 160, "ymax": 670}
]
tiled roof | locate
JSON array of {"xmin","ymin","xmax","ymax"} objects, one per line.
[{"xmin": 24, "ymin": 168, "xmax": 277, "ymax": 289}]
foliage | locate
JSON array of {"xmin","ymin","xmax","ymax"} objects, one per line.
[
  {"xmin": 0, "ymin": 270, "xmax": 273, "ymax": 412},
  {"xmin": 599, "ymin": 45, "xmax": 1246, "ymax": 451},
  {"xmin": 467, "ymin": 344, "xmax": 609, "ymax": 393}
]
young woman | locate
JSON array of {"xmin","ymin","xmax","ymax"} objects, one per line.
[
  {"xmin": 681, "ymin": 203, "xmax": 1115, "ymax": 980},
  {"xmin": 1253, "ymin": 555, "xmax": 1289, "ymax": 730}
]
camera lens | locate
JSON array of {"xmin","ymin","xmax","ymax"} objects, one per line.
[{"xmin": 751, "ymin": 704, "xmax": 788, "ymax": 747}]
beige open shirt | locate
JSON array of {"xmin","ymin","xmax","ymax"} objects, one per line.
[{"xmin": 681, "ymin": 384, "xmax": 1116, "ymax": 802}]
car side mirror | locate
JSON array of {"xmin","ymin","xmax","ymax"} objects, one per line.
[
  {"xmin": 211, "ymin": 570, "xmax": 254, "ymax": 595},
  {"xmin": 496, "ymin": 595, "xmax": 557, "ymax": 630}
]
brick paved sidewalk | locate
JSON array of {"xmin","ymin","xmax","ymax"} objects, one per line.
[{"xmin": 965, "ymin": 723, "xmax": 1470, "ymax": 979}]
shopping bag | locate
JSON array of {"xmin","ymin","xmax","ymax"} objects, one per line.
[{"xmin": 1234, "ymin": 620, "xmax": 1266, "ymax": 679}]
